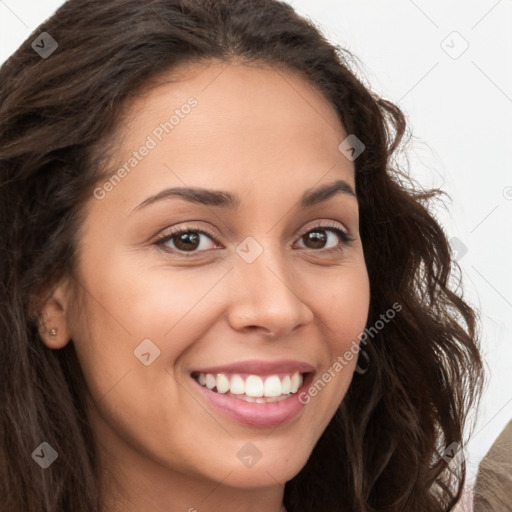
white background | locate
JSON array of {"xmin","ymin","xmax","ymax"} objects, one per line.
[{"xmin": 1, "ymin": 0, "xmax": 511, "ymax": 484}]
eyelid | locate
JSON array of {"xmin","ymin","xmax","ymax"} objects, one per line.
[{"xmin": 153, "ymin": 220, "xmax": 354, "ymax": 256}]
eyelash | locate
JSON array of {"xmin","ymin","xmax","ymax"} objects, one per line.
[{"xmin": 154, "ymin": 221, "xmax": 354, "ymax": 258}]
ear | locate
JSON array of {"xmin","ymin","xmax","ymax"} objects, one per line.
[{"xmin": 36, "ymin": 277, "xmax": 74, "ymax": 349}]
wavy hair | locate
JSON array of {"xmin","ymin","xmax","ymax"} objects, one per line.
[{"xmin": 0, "ymin": 0, "xmax": 485, "ymax": 510}]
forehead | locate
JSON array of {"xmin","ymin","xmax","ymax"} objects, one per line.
[
  {"xmin": 93, "ymin": 60, "xmax": 354, "ymax": 214},
  {"xmin": 128, "ymin": 58, "xmax": 342, "ymax": 124},
  {"xmin": 115, "ymin": 59, "xmax": 347, "ymax": 159}
]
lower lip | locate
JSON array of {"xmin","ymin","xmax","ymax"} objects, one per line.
[{"xmin": 192, "ymin": 375, "xmax": 311, "ymax": 428}]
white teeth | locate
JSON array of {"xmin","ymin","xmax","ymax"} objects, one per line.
[
  {"xmin": 281, "ymin": 375, "xmax": 291, "ymax": 394},
  {"xmin": 195, "ymin": 371, "xmax": 305, "ymax": 399},
  {"xmin": 264, "ymin": 375, "xmax": 282, "ymax": 397},
  {"xmin": 290, "ymin": 372, "xmax": 302, "ymax": 393},
  {"xmin": 216, "ymin": 373, "xmax": 230, "ymax": 394},
  {"xmin": 230, "ymin": 392, "xmax": 291, "ymax": 403},
  {"xmin": 230, "ymin": 374, "xmax": 245, "ymax": 395},
  {"xmin": 245, "ymin": 375, "xmax": 264, "ymax": 397},
  {"xmin": 265, "ymin": 395, "xmax": 290, "ymax": 403},
  {"xmin": 205, "ymin": 374, "xmax": 216, "ymax": 390}
]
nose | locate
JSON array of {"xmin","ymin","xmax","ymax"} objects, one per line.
[{"xmin": 226, "ymin": 244, "xmax": 314, "ymax": 338}]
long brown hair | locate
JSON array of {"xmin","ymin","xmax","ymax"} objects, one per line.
[{"xmin": 0, "ymin": 1, "xmax": 485, "ymax": 510}]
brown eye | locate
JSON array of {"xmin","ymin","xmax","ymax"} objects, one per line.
[
  {"xmin": 156, "ymin": 228, "xmax": 218, "ymax": 254},
  {"xmin": 295, "ymin": 224, "xmax": 352, "ymax": 252},
  {"xmin": 302, "ymin": 230, "xmax": 328, "ymax": 249},
  {"xmin": 173, "ymin": 231, "xmax": 201, "ymax": 251}
]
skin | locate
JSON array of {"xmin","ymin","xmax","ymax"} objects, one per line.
[{"xmin": 39, "ymin": 59, "xmax": 370, "ymax": 512}]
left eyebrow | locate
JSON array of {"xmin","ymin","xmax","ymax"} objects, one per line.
[
  {"xmin": 300, "ymin": 179, "xmax": 356, "ymax": 208},
  {"xmin": 131, "ymin": 179, "xmax": 356, "ymax": 214}
]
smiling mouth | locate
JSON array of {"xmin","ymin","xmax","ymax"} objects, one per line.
[{"xmin": 191, "ymin": 371, "xmax": 308, "ymax": 403}]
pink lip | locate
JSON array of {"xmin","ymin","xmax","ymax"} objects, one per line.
[
  {"xmin": 192, "ymin": 372, "xmax": 314, "ymax": 428},
  {"xmin": 191, "ymin": 359, "xmax": 315, "ymax": 376}
]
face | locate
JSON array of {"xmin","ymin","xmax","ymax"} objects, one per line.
[{"xmin": 43, "ymin": 60, "xmax": 370, "ymax": 506}]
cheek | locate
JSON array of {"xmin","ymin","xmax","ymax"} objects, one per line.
[
  {"xmin": 300, "ymin": 259, "xmax": 370, "ymax": 409},
  {"xmin": 69, "ymin": 253, "xmax": 229, "ymax": 390},
  {"xmin": 68, "ymin": 259, "xmax": 232, "ymax": 470},
  {"xmin": 310, "ymin": 259, "xmax": 370, "ymax": 347},
  {"xmin": 331, "ymin": 274, "xmax": 370, "ymax": 344},
  {"xmin": 80, "ymin": 244, "xmax": 229, "ymax": 334}
]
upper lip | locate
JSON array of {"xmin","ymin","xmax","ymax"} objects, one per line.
[{"xmin": 191, "ymin": 359, "xmax": 315, "ymax": 375}]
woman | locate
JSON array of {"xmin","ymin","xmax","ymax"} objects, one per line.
[{"xmin": 0, "ymin": 1, "xmax": 485, "ymax": 510}]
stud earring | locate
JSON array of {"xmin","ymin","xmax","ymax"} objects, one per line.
[{"xmin": 48, "ymin": 328, "xmax": 58, "ymax": 337}]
